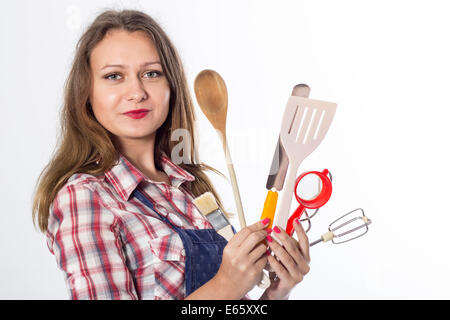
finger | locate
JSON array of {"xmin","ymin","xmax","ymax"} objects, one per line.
[
  {"xmin": 255, "ymin": 255, "xmax": 268, "ymax": 271},
  {"xmin": 272, "ymin": 226, "xmax": 303, "ymax": 266},
  {"xmin": 268, "ymin": 235, "xmax": 310, "ymax": 283},
  {"xmin": 230, "ymin": 218, "xmax": 271, "ymax": 246},
  {"xmin": 267, "ymin": 255, "xmax": 292, "ymax": 283},
  {"xmin": 267, "ymin": 234, "xmax": 298, "ymax": 276},
  {"xmin": 248, "ymin": 242, "xmax": 269, "ymax": 263},
  {"xmin": 277, "ymin": 223, "xmax": 310, "ymax": 276},
  {"xmin": 294, "ymin": 219, "xmax": 310, "ymax": 263},
  {"xmin": 240, "ymin": 229, "xmax": 268, "ymax": 255}
]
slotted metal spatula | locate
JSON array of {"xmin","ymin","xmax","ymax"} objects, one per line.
[{"xmin": 273, "ymin": 96, "xmax": 337, "ymax": 231}]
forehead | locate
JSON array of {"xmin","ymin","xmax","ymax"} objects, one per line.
[{"xmin": 90, "ymin": 29, "xmax": 160, "ymax": 69}]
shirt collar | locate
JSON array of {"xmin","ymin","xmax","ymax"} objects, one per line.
[{"xmin": 105, "ymin": 152, "xmax": 195, "ymax": 201}]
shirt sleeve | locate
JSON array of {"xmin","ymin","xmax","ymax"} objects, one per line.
[{"xmin": 46, "ymin": 181, "xmax": 138, "ymax": 300}]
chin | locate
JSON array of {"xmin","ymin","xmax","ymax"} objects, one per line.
[{"xmin": 119, "ymin": 131, "xmax": 157, "ymax": 140}]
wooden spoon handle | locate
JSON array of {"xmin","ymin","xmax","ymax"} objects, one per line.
[{"xmin": 223, "ymin": 139, "xmax": 247, "ymax": 228}]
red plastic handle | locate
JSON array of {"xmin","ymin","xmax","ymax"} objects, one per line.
[
  {"xmin": 286, "ymin": 169, "xmax": 332, "ymax": 236},
  {"xmin": 286, "ymin": 204, "xmax": 306, "ymax": 235}
]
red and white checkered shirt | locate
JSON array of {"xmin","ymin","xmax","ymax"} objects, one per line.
[{"xmin": 46, "ymin": 153, "xmax": 216, "ymax": 300}]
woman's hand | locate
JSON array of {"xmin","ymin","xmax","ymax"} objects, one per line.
[
  {"xmin": 213, "ymin": 219, "xmax": 270, "ymax": 299},
  {"xmin": 262, "ymin": 218, "xmax": 311, "ymax": 300}
]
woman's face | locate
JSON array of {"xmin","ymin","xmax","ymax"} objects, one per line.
[{"xmin": 89, "ymin": 29, "xmax": 170, "ymax": 146}]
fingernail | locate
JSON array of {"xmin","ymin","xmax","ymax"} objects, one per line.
[
  {"xmin": 266, "ymin": 228, "xmax": 272, "ymax": 234},
  {"xmin": 266, "ymin": 235, "xmax": 273, "ymax": 242},
  {"xmin": 273, "ymin": 226, "xmax": 281, "ymax": 234},
  {"xmin": 261, "ymin": 218, "xmax": 270, "ymax": 225},
  {"xmin": 266, "ymin": 249, "xmax": 271, "ymax": 256}
]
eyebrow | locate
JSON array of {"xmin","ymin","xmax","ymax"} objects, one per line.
[{"xmin": 101, "ymin": 61, "xmax": 161, "ymax": 70}]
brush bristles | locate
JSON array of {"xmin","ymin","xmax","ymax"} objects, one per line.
[{"xmin": 192, "ymin": 192, "xmax": 219, "ymax": 216}]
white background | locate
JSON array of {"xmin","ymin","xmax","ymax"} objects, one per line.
[{"xmin": 1, "ymin": 0, "xmax": 449, "ymax": 299}]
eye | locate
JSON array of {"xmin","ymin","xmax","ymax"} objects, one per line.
[
  {"xmin": 144, "ymin": 71, "xmax": 162, "ymax": 78},
  {"xmin": 104, "ymin": 73, "xmax": 122, "ymax": 80}
]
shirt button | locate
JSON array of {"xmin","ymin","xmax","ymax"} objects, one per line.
[
  {"xmin": 156, "ymin": 205, "xmax": 168, "ymax": 216},
  {"xmin": 168, "ymin": 213, "xmax": 183, "ymax": 226}
]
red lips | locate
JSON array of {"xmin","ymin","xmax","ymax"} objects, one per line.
[
  {"xmin": 124, "ymin": 109, "xmax": 150, "ymax": 119},
  {"xmin": 124, "ymin": 109, "xmax": 150, "ymax": 114}
]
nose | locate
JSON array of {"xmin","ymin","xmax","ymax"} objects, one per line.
[{"xmin": 126, "ymin": 76, "xmax": 148, "ymax": 102}]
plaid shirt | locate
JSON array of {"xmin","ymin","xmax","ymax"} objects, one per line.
[{"xmin": 46, "ymin": 153, "xmax": 216, "ymax": 300}]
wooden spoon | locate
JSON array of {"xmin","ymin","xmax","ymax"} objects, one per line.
[{"xmin": 194, "ymin": 69, "xmax": 247, "ymax": 228}]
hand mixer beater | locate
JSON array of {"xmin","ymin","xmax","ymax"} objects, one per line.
[{"xmin": 308, "ymin": 208, "xmax": 372, "ymax": 247}]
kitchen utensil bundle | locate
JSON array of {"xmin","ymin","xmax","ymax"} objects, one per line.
[{"xmin": 194, "ymin": 70, "xmax": 371, "ymax": 290}]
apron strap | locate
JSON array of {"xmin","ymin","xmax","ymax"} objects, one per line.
[{"xmin": 132, "ymin": 187, "xmax": 227, "ymax": 296}]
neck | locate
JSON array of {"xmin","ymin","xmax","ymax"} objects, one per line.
[{"xmin": 114, "ymin": 134, "xmax": 160, "ymax": 179}]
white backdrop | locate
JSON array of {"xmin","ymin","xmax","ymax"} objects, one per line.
[{"xmin": 1, "ymin": 0, "xmax": 449, "ymax": 299}]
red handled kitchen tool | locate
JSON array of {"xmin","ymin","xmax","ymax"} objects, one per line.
[
  {"xmin": 286, "ymin": 169, "xmax": 332, "ymax": 236},
  {"xmin": 273, "ymin": 95, "xmax": 337, "ymax": 237}
]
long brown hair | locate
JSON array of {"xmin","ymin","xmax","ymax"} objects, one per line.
[{"xmin": 32, "ymin": 9, "xmax": 228, "ymax": 232}]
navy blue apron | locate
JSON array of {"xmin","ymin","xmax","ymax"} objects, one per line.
[{"xmin": 133, "ymin": 188, "xmax": 228, "ymax": 297}]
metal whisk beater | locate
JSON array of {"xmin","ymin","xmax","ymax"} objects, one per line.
[{"xmin": 309, "ymin": 208, "xmax": 372, "ymax": 246}]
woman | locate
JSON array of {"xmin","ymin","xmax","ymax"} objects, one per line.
[{"xmin": 32, "ymin": 9, "xmax": 310, "ymax": 300}]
